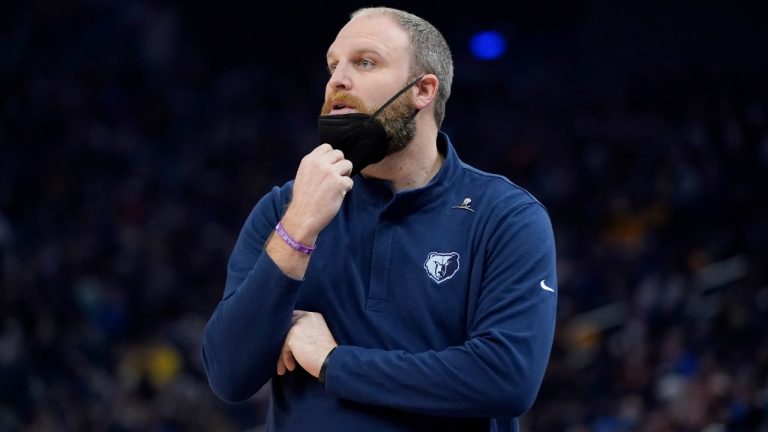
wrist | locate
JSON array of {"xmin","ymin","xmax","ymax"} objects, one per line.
[
  {"xmin": 280, "ymin": 210, "xmax": 319, "ymax": 246},
  {"xmin": 275, "ymin": 221, "xmax": 316, "ymax": 255},
  {"xmin": 318, "ymin": 346, "xmax": 338, "ymax": 385}
]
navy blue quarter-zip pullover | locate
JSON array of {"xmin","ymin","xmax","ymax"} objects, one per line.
[{"xmin": 202, "ymin": 133, "xmax": 558, "ymax": 431}]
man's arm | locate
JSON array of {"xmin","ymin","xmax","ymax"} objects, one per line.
[
  {"xmin": 202, "ymin": 144, "xmax": 352, "ymax": 403},
  {"xmin": 287, "ymin": 202, "xmax": 558, "ymax": 417},
  {"xmin": 201, "ymin": 185, "xmax": 300, "ymax": 403}
]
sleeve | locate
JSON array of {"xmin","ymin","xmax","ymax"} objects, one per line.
[
  {"xmin": 201, "ymin": 184, "xmax": 302, "ymax": 403},
  {"xmin": 324, "ymin": 202, "xmax": 558, "ymax": 418}
]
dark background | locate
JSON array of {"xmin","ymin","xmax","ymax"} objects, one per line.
[{"xmin": 2, "ymin": 1, "xmax": 767, "ymax": 431}]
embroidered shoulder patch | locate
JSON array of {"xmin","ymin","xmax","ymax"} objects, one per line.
[{"xmin": 424, "ymin": 252, "xmax": 460, "ymax": 283}]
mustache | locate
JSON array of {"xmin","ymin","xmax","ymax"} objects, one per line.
[{"xmin": 320, "ymin": 92, "xmax": 373, "ymax": 116}]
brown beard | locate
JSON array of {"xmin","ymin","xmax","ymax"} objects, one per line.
[{"xmin": 320, "ymin": 88, "xmax": 417, "ymax": 155}]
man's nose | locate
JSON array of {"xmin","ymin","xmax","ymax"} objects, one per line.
[{"xmin": 327, "ymin": 64, "xmax": 352, "ymax": 92}]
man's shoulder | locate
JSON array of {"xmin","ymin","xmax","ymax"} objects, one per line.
[
  {"xmin": 456, "ymin": 162, "xmax": 546, "ymax": 213},
  {"xmin": 246, "ymin": 179, "xmax": 295, "ymax": 221},
  {"xmin": 263, "ymin": 179, "xmax": 295, "ymax": 203}
]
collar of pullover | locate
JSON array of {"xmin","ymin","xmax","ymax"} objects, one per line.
[{"xmin": 354, "ymin": 132, "xmax": 461, "ymax": 219}]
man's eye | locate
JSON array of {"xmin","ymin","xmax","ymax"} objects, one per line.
[
  {"xmin": 359, "ymin": 59, "xmax": 374, "ymax": 68},
  {"xmin": 328, "ymin": 64, "xmax": 337, "ymax": 74}
]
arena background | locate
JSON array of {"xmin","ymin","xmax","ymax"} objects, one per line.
[{"xmin": 1, "ymin": 1, "xmax": 767, "ymax": 430}]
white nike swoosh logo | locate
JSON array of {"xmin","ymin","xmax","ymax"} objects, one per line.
[{"xmin": 540, "ymin": 279, "xmax": 555, "ymax": 292}]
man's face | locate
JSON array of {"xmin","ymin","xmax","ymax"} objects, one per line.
[{"xmin": 321, "ymin": 15, "xmax": 417, "ymax": 154}]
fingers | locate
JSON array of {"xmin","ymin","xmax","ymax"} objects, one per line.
[
  {"xmin": 333, "ymin": 159, "xmax": 353, "ymax": 177},
  {"xmin": 315, "ymin": 145, "xmax": 354, "ymax": 175},
  {"xmin": 313, "ymin": 145, "xmax": 344, "ymax": 163},
  {"xmin": 282, "ymin": 346, "xmax": 296, "ymax": 372},
  {"xmin": 276, "ymin": 340, "xmax": 296, "ymax": 376},
  {"xmin": 341, "ymin": 176, "xmax": 353, "ymax": 192},
  {"xmin": 278, "ymin": 312, "xmax": 303, "ymax": 375},
  {"xmin": 278, "ymin": 311, "xmax": 305, "ymax": 376},
  {"xmin": 305, "ymin": 145, "xmax": 353, "ymax": 183},
  {"xmin": 276, "ymin": 353, "xmax": 296, "ymax": 375},
  {"xmin": 311, "ymin": 143, "xmax": 334, "ymax": 156}
]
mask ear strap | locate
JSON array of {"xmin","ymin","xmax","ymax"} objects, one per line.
[{"xmin": 369, "ymin": 75, "xmax": 424, "ymax": 120}]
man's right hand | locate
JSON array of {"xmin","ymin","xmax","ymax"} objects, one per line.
[
  {"xmin": 265, "ymin": 144, "xmax": 353, "ymax": 280},
  {"xmin": 281, "ymin": 144, "xmax": 353, "ymax": 242}
]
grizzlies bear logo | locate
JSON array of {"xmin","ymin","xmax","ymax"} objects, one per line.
[{"xmin": 423, "ymin": 252, "xmax": 460, "ymax": 284}]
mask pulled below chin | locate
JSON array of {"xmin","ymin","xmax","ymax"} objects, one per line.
[
  {"xmin": 317, "ymin": 76, "xmax": 423, "ymax": 176},
  {"xmin": 317, "ymin": 113, "xmax": 388, "ymax": 176}
]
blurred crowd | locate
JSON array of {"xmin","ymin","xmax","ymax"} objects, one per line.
[{"xmin": 1, "ymin": 1, "xmax": 766, "ymax": 431}]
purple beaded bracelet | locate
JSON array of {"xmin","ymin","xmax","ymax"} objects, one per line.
[{"xmin": 275, "ymin": 221, "xmax": 316, "ymax": 255}]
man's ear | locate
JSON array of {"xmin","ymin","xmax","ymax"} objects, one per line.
[{"xmin": 413, "ymin": 74, "xmax": 438, "ymax": 110}]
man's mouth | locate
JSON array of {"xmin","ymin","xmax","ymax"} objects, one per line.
[{"xmin": 330, "ymin": 101, "xmax": 358, "ymax": 115}]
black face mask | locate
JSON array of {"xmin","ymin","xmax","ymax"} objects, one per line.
[{"xmin": 318, "ymin": 76, "xmax": 422, "ymax": 176}]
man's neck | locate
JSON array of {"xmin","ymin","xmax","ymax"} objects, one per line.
[{"xmin": 360, "ymin": 126, "xmax": 443, "ymax": 192}]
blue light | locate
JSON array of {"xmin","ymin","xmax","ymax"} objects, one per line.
[{"xmin": 470, "ymin": 30, "xmax": 506, "ymax": 60}]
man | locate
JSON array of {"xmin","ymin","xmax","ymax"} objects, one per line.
[{"xmin": 202, "ymin": 7, "xmax": 557, "ymax": 431}]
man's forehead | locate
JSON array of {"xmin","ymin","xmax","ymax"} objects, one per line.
[{"xmin": 326, "ymin": 15, "xmax": 409, "ymax": 59}]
